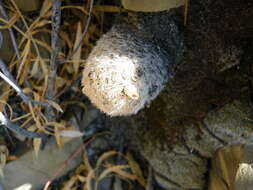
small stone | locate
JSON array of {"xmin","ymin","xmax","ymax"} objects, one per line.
[{"xmin": 0, "ymin": 138, "xmax": 82, "ymax": 190}]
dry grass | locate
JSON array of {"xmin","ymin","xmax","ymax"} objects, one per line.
[
  {"xmin": 0, "ymin": 0, "xmax": 147, "ymax": 189},
  {"xmin": 57, "ymin": 151, "xmax": 146, "ymax": 190},
  {"xmin": 0, "ymin": 0, "xmax": 117, "ymax": 144}
]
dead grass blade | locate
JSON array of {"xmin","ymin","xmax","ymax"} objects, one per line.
[
  {"xmin": 28, "ymin": 102, "xmax": 43, "ymax": 131},
  {"xmin": 184, "ymin": 0, "xmax": 189, "ymax": 25},
  {"xmin": 0, "ymin": 100, "xmax": 13, "ymax": 119},
  {"xmin": 126, "ymin": 152, "xmax": 147, "ymax": 187},
  {"xmin": 17, "ymin": 38, "xmax": 30, "ymax": 83},
  {"xmin": 40, "ymin": 0, "xmax": 52, "ymax": 17},
  {"xmin": 0, "ymin": 84, "xmax": 11, "ymax": 113},
  {"xmin": 97, "ymin": 165, "xmax": 132, "ymax": 181},
  {"xmin": 58, "ymin": 129, "xmax": 84, "ymax": 138},
  {"xmin": 85, "ymin": 169, "xmax": 95, "ymax": 190},
  {"xmin": 83, "ymin": 151, "xmax": 95, "ymax": 190},
  {"xmin": 46, "ymin": 100, "xmax": 63, "ymax": 113},
  {"xmin": 93, "ymin": 5, "xmax": 123, "ymax": 12},
  {"xmin": 96, "ymin": 151, "xmax": 120, "ymax": 168},
  {"xmin": 11, "ymin": 112, "xmax": 31, "ymax": 122},
  {"xmin": 54, "ymin": 126, "xmax": 64, "ymax": 147},
  {"xmin": 62, "ymin": 5, "xmax": 88, "ymax": 15},
  {"xmin": 33, "ymin": 137, "xmax": 42, "ymax": 157},
  {"xmin": 62, "ymin": 175, "xmax": 78, "ymax": 190},
  {"xmin": 72, "ymin": 22, "xmax": 82, "ymax": 76},
  {"xmin": 0, "ymin": 13, "xmax": 19, "ymax": 29}
]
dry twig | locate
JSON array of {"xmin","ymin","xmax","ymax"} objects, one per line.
[
  {"xmin": 0, "ymin": 59, "xmax": 50, "ymax": 107},
  {"xmin": 45, "ymin": 0, "xmax": 62, "ymax": 122},
  {"xmin": 0, "ymin": 112, "xmax": 47, "ymax": 139},
  {"xmin": 69, "ymin": 0, "xmax": 94, "ymax": 58},
  {"xmin": 60, "ymin": 0, "xmax": 94, "ymax": 64},
  {"xmin": 0, "ymin": 31, "xmax": 2, "ymax": 48},
  {"xmin": 0, "ymin": 59, "xmax": 49, "ymax": 139},
  {"xmin": 0, "ymin": 0, "xmax": 21, "ymax": 58}
]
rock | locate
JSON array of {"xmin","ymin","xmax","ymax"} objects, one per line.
[
  {"xmin": 0, "ymin": 138, "xmax": 83, "ymax": 190},
  {"xmin": 129, "ymin": 97, "xmax": 253, "ymax": 189},
  {"xmin": 186, "ymin": 100, "xmax": 253, "ymax": 158},
  {"xmin": 121, "ymin": 0, "xmax": 185, "ymax": 12}
]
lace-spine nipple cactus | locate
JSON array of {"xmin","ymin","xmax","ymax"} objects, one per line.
[{"xmin": 82, "ymin": 23, "xmax": 172, "ymax": 116}]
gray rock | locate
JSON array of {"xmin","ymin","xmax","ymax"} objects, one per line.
[
  {"xmin": 0, "ymin": 138, "xmax": 83, "ymax": 190},
  {"xmin": 129, "ymin": 98, "xmax": 253, "ymax": 189}
]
